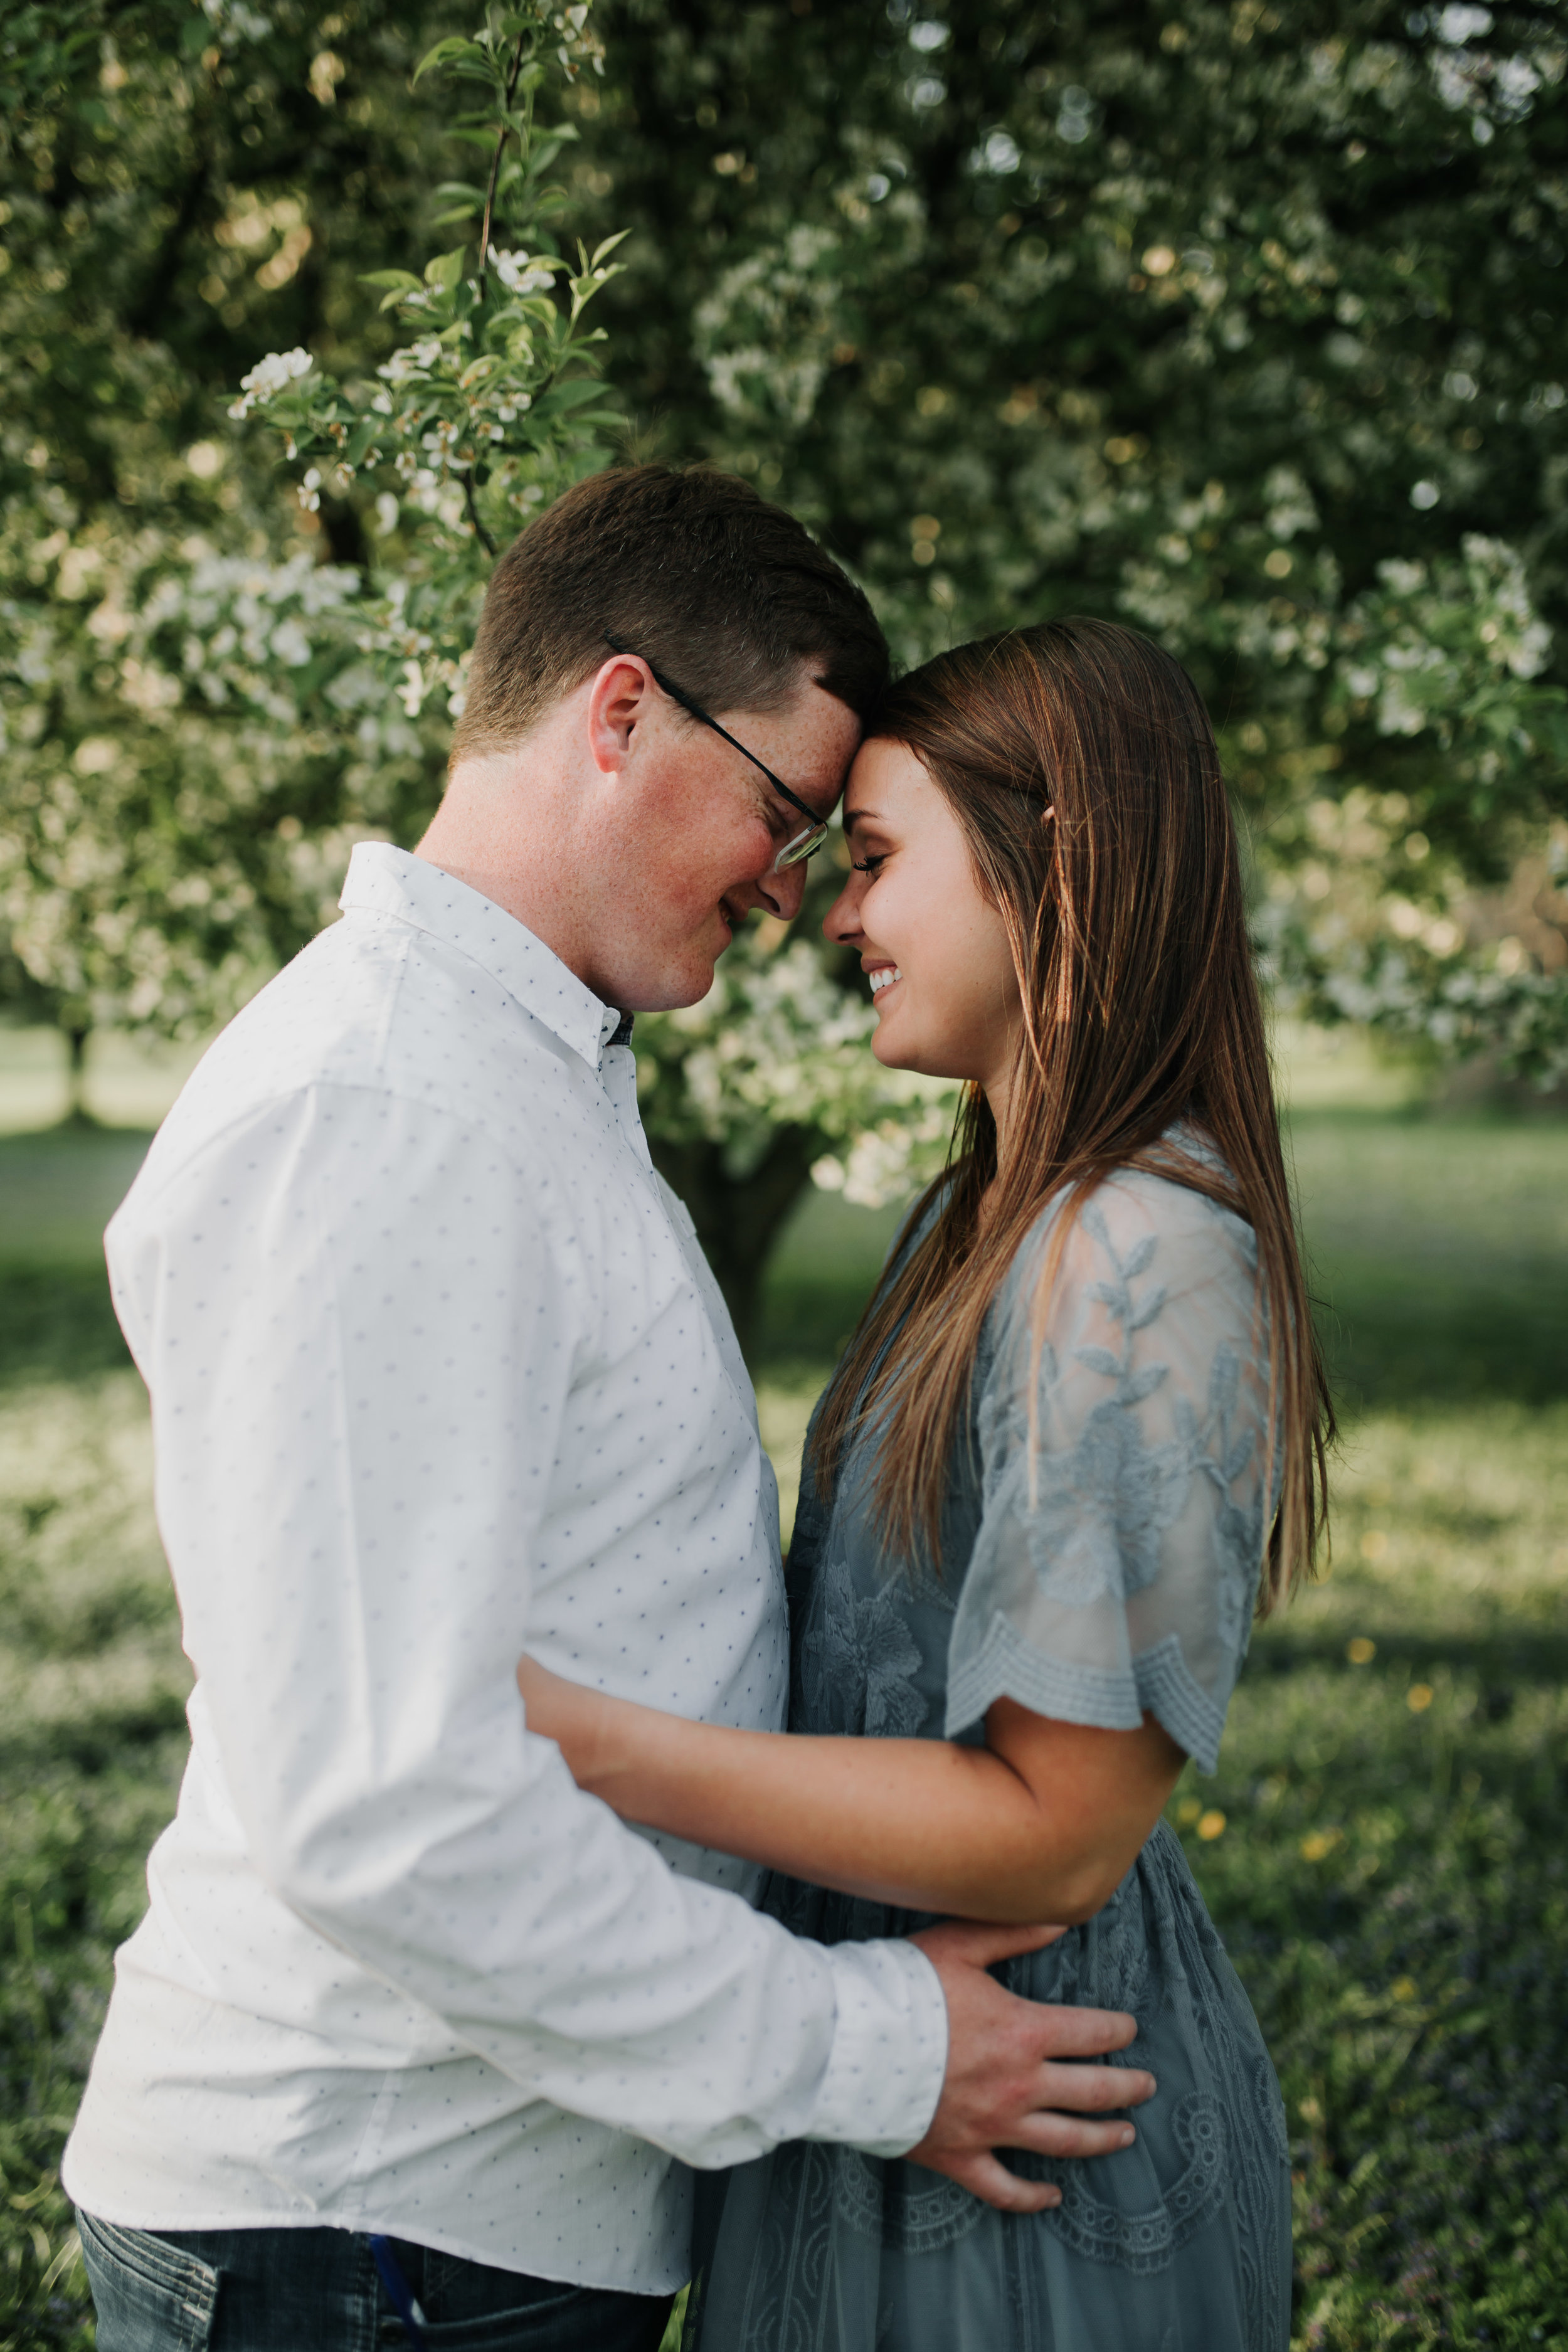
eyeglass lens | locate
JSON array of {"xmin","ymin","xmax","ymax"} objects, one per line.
[{"xmin": 774, "ymin": 823, "xmax": 827, "ymax": 872}]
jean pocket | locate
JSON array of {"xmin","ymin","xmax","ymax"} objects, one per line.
[
  {"xmin": 392, "ymin": 2284, "xmax": 660, "ymax": 2352},
  {"xmin": 77, "ymin": 2210, "xmax": 220, "ymax": 2352}
]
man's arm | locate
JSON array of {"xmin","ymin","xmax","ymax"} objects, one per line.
[{"xmin": 119, "ymin": 1084, "xmax": 1148, "ymax": 2197}]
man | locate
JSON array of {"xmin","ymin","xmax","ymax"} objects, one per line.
[{"xmin": 65, "ymin": 467, "xmax": 1152, "ymax": 2350}]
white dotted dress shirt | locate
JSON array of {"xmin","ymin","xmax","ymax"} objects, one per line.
[{"xmin": 63, "ymin": 844, "xmax": 947, "ymax": 2294}]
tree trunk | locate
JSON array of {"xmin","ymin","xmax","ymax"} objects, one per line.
[
  {"xmin": 649, "ymin": 1125, "xmax": 818, "ymax": 1366},
  {"xmin": 64, "ymin": 1024, "xmax": 91, "ymax": 1125}
]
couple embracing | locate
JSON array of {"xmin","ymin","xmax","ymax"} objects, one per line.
[{"xmin": 66, "ymin": 464, "xmax": 1329, "ymax": 2351}]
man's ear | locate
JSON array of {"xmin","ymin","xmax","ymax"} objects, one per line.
[{"xmin": 586, "ymin": 655, "xmax": 658, "ymax": 779}]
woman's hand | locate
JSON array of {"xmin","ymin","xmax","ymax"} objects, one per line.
[{"xmin": 516, "ymin": 1656, "xmax": 618, "ymax": 1788}]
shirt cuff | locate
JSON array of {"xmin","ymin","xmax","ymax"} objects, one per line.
[{"xmin": 800, "ymin": 1938, "xmax": 948, "ymax": 2158}]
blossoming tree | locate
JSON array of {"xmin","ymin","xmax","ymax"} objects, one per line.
[
  {"xmin": 2, "ymin": 0, "xmax": 946, "ymax": 1344},
  {"xmin": 6, "ymin": 0, "xmax": 1567, "ymax": 1345},
  {"xmin": 581, "ymin": 0, "xmax": 1568, "ymax": 1086}
]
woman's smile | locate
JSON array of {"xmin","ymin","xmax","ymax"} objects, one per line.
[{"xmin": 824, "ymin": 738, "xmax": 1024, "ymax": 1135}]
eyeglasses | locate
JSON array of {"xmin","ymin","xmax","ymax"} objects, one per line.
[{"xmin": 603, "ymin": 635, "xmax": 831, "ymax": 871}]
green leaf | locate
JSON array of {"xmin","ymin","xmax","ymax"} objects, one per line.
[
  {"xmin": 360, "ymin": 270, "xmax": 422, "ymax": 293},
  {"xmin": 590, "ymin": 230, "xmax": 632, "ymax": 270},
  {"xmin": 488, "ymin": 295, "xmax": 559, "ymax": 329},
  {"xmin": 529, "ymin": 378, "xmax": 611, "ymax": 423},
  {"xmin": 423, "ymin": 247, "xmax": 469, "ymax": 292},
  {"xmin": 411, "ymin": 37, "xmax": 487, "ymax": 86}
]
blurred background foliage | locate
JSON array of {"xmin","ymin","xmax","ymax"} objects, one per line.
[{"xmin": 5, "ymin": 0, "xmax": 1568, "ymax": 1327}]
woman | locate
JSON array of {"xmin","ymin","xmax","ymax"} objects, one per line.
[{"xmin": 519, "ymin": 619, "xmax": 1332, "ymax": 2351}]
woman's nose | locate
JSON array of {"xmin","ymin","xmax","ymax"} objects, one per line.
[{"xmin": 822, "ymin": 877, "xmax": 863, "ymax": 944}]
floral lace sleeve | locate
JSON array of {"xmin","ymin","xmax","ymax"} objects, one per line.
[{"xmin": 944, "ymin": 1168, "xmax": 1274, "ymax": 1774}]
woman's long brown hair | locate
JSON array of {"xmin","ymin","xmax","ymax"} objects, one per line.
[{"xmin": 810, "ymin": 618, "xmax": 1333, "ymax": 1610}]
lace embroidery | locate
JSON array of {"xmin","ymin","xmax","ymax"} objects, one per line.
[
  {"xmin": 1015, "ymin": 1207, "xmax": 1253, "ymax": 1614},
  {"xmin": 836, "ymin": 2152, "xmax": 987, "ymax": 2255},
  {"xmin": 1009, "ymin": 1826, "xmax": 1287, "ymax": 2328},
  {"xmin": 693, "ymin": 1830, "xmax": 1291, "ymax": 2351},
  {"xmin": 1013, "ymin": 2092, "xmax": 1228, "ymax": 2274},
  {"xmin": 803, "ymin": 1545, "xmax": 926, "ymax": 1739},
  {"xmin": 945, "ymin": 1176, "xmax": 1275, "ymax": 1771},
  {"xmin": 730, "ymin": 2143, "xmax": 837, "ymax": 2351},
  {"xmin": 1194, "ymin": 1343, "xmax": 1271, "ymax": 1669}
]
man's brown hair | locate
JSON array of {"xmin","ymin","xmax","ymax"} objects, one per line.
[{"xmin": 450, "ymin": 464, "xmax": 889, "ymax": 763}]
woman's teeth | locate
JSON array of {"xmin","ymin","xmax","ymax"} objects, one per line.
[{"xmin": 868, "ymin": 966, "xmax": 902, "ymax": 996}]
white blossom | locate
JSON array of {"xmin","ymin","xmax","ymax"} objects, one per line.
[
  {"xmin": 377, "ymin": 339, "xmax": 444, "ymax": 386},
  {"xmin": 488, "ymin": 246, "xmax": 558, "ymax": 295},
  {"xmin": 227, "ymin": 347, "xmax": 314, "ymax": 418}
]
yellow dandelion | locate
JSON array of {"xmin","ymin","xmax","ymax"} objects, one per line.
[
  {"xmin": 1300, "ymin": 1828, "xmax": 1341, "ymax": 1862},
  {"xmin": 1177, "ymin": 1796, "xmax": 1204, "ymax": 1826},
  {"xmin": 1347, "ymin": 1636, "xmax": 1376, "ymax": 1665},
  {"xmin": 1197, "ymin": 1809, "xmax": 1227, "ymax": 1841},
  {"xmin": 1407, "ymin": 1683, "xmax": 1434, "ymax": 1714}
]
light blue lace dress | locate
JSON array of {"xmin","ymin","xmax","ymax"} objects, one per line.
[{"xmin": 684, "ymin": 1160, "xmax": 1293, "ymax": 2352}]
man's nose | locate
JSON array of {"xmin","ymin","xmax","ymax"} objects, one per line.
[{"xmin": 756, "ymin": 855, "xmax": 809, "ymax": 923}]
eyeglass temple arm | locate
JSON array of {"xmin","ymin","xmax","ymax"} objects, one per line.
[{"xmin": 602, "ymin": 633, "xmax": 825, "ymax": 833}]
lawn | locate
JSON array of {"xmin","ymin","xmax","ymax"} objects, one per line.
[{"xmin": 1, "ymin": 1034, "xmax": 1564, "ymax": 2350}]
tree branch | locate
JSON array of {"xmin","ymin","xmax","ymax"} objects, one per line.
[
  {"xmin": 476, "ymin": 31, "xmax": 531, "ymax": 300},
  {"xmin": 462, "ymin": 467, "xmax": 497, "ymax": 558}
]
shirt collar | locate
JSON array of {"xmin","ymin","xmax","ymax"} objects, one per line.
[{"xmin": 340, "ymin": 842, "xmax": 624, "ymax": 1069}]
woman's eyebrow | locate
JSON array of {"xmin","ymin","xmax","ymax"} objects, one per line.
[{"xmin": 842, "ymin": 807, "xmax": 881, "ymax": 833}]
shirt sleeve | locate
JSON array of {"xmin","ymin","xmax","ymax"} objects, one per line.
[
  {"xmin": 113, "ymin": 1084, "xmax": 946, "ymax": 2168},
  {"xmin": 944, "ymin": 1172, "xmax": 1274, "ymax": 1775}
]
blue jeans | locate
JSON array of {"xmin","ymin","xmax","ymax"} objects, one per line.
[{"xmin": 76, "ymin": 2211, "xmax": 675, "ymax": 2352}]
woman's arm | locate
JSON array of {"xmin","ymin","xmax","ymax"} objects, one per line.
[{"xmin": 516, "ymin": 1661, "xmax": 1185, "ymax": 1925}]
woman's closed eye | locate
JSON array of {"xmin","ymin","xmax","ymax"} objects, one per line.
[{"xmin": 850, "ymin": 853, "xmax": 887, "ymax": 876}]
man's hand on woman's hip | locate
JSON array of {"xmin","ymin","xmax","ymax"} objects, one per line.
[{"xmin": 906, "ymin": 1919, "xmax": 1155, "ymax": 2214}]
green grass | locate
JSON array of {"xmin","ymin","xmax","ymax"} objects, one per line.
[
  {"xmin": 1205, "ymin": 1404, "xmax": 1568, "ymax": 2350},
  {"xmin": 2, "ymin": 1095, "xmax": 1566, "ymax": 2349},
  {"xmin": 0, "ymin": 1358, "xmax": 187, "ymax": 2350},
  {"xmin": 1288, "ymin": 1112, "xmax": 1568, "ymax": 1412},
  {"xmin": 758, "ymin": 1110, "xmax": 1568, "ymax": 1416}
]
